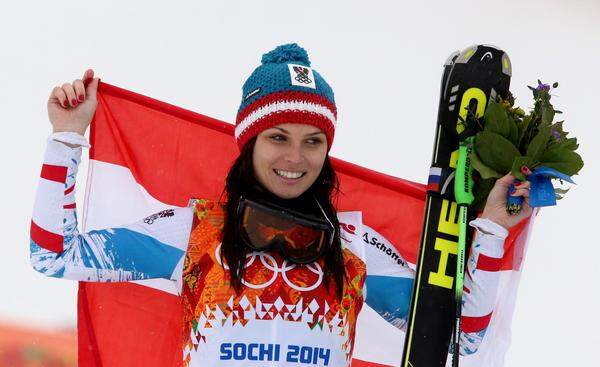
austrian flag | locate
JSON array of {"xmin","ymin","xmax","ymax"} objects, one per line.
[{"xmin": 31, "ymin": 82, "xmax": 534, "ymax": 367}]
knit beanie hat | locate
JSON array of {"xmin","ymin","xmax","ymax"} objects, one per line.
[{"xmin": 235, "ymin": 43, "xmax": 337, "ymax": 151}]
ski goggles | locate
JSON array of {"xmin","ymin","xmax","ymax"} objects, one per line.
[{"xmin": 237, "ymin": 197, "xmax": 335, "ymax": 264}]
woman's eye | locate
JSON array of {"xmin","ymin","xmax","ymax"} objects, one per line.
[
  {"xmin": 306, "ymin": 138, "xmax": 323, "ymax": 145},
  {"xmin": 269, "ymin": 134, "xmax": 286, "ymax": 142}
]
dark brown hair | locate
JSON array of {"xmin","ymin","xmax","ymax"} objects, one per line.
[{"xmin": 219, "ymin": 137, "xmax": 346, "ymax": 299}]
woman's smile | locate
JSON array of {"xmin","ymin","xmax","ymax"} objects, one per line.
[{"xmin": 273, "ymin": 169, "xmax": 306, "ymax": 182}]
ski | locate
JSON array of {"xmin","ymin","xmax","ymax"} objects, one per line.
[{"xmin": 401, "ymin": 45, "xmax": 512, "ymax": 367}]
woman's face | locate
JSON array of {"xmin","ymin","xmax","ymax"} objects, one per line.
[{"xmin": 253, "ymin": 123, "xmax": 328, "ymax": 199}]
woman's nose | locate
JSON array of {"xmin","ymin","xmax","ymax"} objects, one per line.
[{"xmin": 283, "ymin": 144, "xmax": 303, "ymax": 164}]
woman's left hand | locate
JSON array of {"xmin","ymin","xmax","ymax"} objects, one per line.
[{"xmin": 480, "ymin": 173, "xmax": 534, "ymax": 230}]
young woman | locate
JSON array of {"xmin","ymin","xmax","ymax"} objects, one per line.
[{"xmin": 31, "ymin": 44, "xmax": 532, "ymax": 366}]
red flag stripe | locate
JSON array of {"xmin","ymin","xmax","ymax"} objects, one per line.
[
  {"xmin": 63, "ymin": 203, "xmax": 76, "ymax": 209},
  {"xmin": 95, "ymin": 82, "xmax": 425, "ymax": 199},
  {"xmin": 461, "ymin": 312, "xmax": 493, "ymax": 333},
  {"xmin": 41, "ymin": 164, "xmax": 68, "ymax": 184},
  {"xmin": 96, "ymin": 82, "xmax": 234, "ymax": 137},
  {"xmin": 426, "ymin": 182, "xmax": 439, "ymax": 192},
  {"xmin": 477, "ymin": 253, "xmax": 503, "ymax": 272},
  {"xmin": 30, "ymin": 220, "xmax": 63, "ymax": 253}
]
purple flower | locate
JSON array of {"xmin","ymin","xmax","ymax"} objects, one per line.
[
  {"xmin": 536, "ymin": 83, "xmax": 551, "ymax": 92},
  {"xmin": 551, "ymin": 129, "xmax": 561, "ymax": 141},
  {"xmin": 552, "ymin": 130, "xmax": 560, "ymax": 140}
]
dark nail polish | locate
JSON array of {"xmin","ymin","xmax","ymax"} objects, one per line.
[
  {"xmin": 62, "ymin": 101, "xmax": 68, "ymax": 108},
  {"xmin": 78, "ymin": 95, "xmax": 84, "ymax": 102},
  {"xmin": 71, "ymin": 99, "xmax": 77, "ymax": 106}
]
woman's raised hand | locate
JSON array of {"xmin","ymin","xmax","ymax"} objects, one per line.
[
  {"xmin": 48, "ymin": 69, "xmax": 99, "ymax": 136},
  {"xmin": 481, "ymin": 172, "xmax": 533, "ymax": 230}
]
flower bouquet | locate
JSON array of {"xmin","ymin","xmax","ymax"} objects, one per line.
[{"xmin": 466, "ymin": 81, "xmax": 584, "ymax": 214}]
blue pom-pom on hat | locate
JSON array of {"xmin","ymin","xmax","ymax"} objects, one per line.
[
  {"xmin": 236, "ymin": 43, "xmax": 337, "ymax": 151},
  {"xmin": 261, "ymin": 43, "xmax": 311, "ymax": 66}
]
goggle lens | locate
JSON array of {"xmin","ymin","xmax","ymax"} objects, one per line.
[{"xmin": 239, "ymin": 198, "xmax": 332, "ymax": 263}]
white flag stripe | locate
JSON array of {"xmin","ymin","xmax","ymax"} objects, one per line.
[{"xmin": 83, "ymin": 159, "xmax": 188, "ymax": 295}]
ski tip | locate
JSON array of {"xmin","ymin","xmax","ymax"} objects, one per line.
[
  {"xmin": 453, "ymin": 44, "xmax": 512, "ymax": 77},
  {"xmin": 480, "ymin": 43, "xmax": 501, "ymax": 50},
  {"xmin": 444, "ymin": 51, "xmax": 461, "ymax": 66},
  {"xmin": 479, "ymin": 44, "xmax": 512, "ymax": 76}
]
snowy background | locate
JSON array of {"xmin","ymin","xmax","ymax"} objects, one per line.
[{"xmin": 1, "ymin": 0, "xmax": 599, "ymax": 365}]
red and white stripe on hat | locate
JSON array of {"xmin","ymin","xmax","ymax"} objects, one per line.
[{"xmin": 234, "ymin": 91, "xmax": 337, "ymax": 150}]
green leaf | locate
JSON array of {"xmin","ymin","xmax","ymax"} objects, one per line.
[
  {"xmin": 553, "ymin": 82, "xmax": 559, "ymax": 88},
  {"xmin": 542, "ymin": 106, "xmax": 555, "ymax": 125},
  {"xmin": 516, "ymin": 115, "xmax": 532, "ymax": 148},
  {"xmin": 470, "ymin": 150, "xmax": 502, "ymax": 179},
  {"xmin": 554, "ymin": 188, "xmax": 570, "ymax": 195},
  {"xmin": 547, "ymin": 135, "xmax": 578, "ymax": 151},
  {"xmin": 508, "ymin": 115, "xmax": 519, "ymax": 146},
  {"xmin": 561, "ymin": 137, "xmax": 579, "ymax": 151},
  {"xmin": 540, "ymin": 148, "xmax": 584, "ymax": 176},
  {"xmin": 511, "ymin": 156, "xmax": 537, "ymax": 181},
  {"xmin": 484, "ymin": 101, "xmax": 511, "ymax": 138},
  {"xmin": 526, "ymin": 126, "xmax": 551, "ymax": 161},
  {"xmin": 475, "ymin": 131, "xmax": 521, "ymax": 173}
]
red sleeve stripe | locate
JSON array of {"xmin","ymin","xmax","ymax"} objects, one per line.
[
  {"xmin": 64, "ymin": 185, "xmax": 75, "ymax": 195},
  {"xmin": 41, "ymin": 164, "xmax": 68, "ymax": 184},
  {"xmin": 63, "ymin": 203, "xmax": 76, "ymax": 209},
  {"xmin": 30, "ymin": 220, "xmax": 64, "ymax": 253},
  {"xmin": 476, "ymin": 253, "xmax": 503, "ymax": 272},
  {"xmin": 461, "ymin": 312, "xmax": 493, "ymax": 333}
]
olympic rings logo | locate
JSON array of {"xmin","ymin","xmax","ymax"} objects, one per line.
[
  {"xmin": 215, "ymin": 244, "xmax": 323, "ymax": 292},
  {"xmin": 292, "ymin": 66, "xmax": 312, "ymax": 85}
]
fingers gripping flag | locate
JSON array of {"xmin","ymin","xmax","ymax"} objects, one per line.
[{"xmin": 78, "ymin": 82, "xmax": 534, "ymax": 367}]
